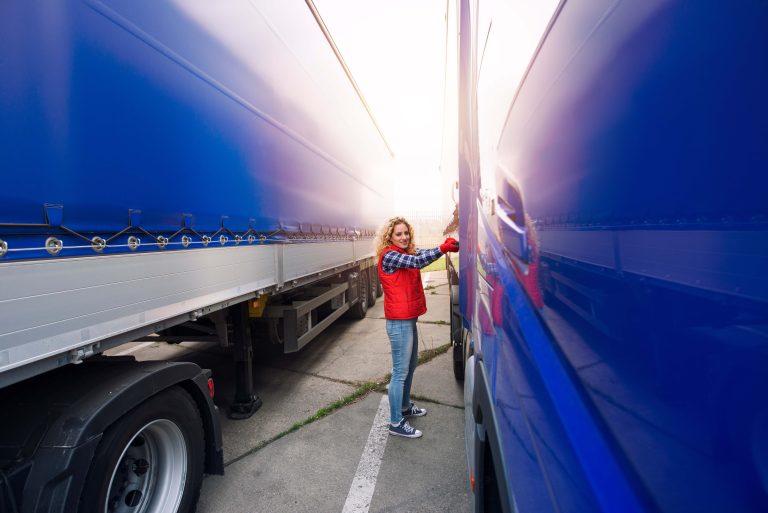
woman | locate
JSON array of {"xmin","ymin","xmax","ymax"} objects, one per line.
[{"xmin": 375, "ymin": 216, "xmax": 459, "ymax": 438}]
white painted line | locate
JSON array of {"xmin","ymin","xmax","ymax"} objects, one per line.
[
  {"xmin": 113, "ymin": 341, "xmax": 155, "ymax": 356},
  {"xmin": 341, "ymin": 394, "xmax": 390, "ymax": 513}
]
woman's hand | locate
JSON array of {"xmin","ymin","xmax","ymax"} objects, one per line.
[{"xmin": 440, "ymin": 238, "xmax": 459, "ymax": 253}]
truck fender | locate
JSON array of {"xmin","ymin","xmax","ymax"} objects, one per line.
[
  {"xmin": 472, "ymin": 358, "xmax": 513, "ymax": 513},
  {"xmin": 18, "ymin": 358, "xmax": 223, "ymax": 513}
]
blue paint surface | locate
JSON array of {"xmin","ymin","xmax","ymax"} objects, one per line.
[
  {"xmin": 0, "ymin": 1, "xmax": 392, "ymax": 260},
  {"xmin": 462, "ymin": 0, "xmax": 768, "ymax": 511}
]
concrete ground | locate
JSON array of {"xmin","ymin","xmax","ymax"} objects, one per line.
[{"xmin": 112, "ymin": 271, "xmax": 471, "ymax": 513}]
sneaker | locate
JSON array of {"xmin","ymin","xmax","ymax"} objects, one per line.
[
  {"xmin": 389, "ymin": 419, "xmax": 422, "ymax": 438},
  {"xmin": 401, "ymin": 402, "xmax": 427, "ymax": 418}
]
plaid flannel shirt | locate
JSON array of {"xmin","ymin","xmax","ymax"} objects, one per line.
[{"xmin": 381, "ymin": 247, "xmax": 443, "ymax": 275}]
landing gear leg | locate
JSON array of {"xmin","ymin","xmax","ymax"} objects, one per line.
[{"xmin": 228, "ymin": 302, "xmax": 263, "ymax": 419}]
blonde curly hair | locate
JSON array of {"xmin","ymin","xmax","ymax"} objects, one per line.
[{"xmin": 375, "ymin": 216, "xmax": 416, "ymax": 255}]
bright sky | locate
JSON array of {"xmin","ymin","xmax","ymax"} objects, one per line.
[
  {"xmin": 315, "ymin": 0, "xmax": 451, "ymax": 218},
  {"xmin": 314, "ymin": 0, "xmax": 558, "ymax": 219}
]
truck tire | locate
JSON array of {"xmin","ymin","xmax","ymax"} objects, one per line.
[
  {"xmin": 367, "ymin": 266, "xmax": 378, "ymax": 306},
  {"xmin": 375, "ymin": 264, "xmax": 383, "ymax": 298},
  {"xmin": 450, "ymin": 286, "xmax": 462, "ymax": 346},
  {"xmin": 79, "ymin": 386, "xmax": 204, "ymax": 513},
  {"xmin": 266, "ymin": 317, "xmax": 285, "ymax": 345},
  {"xmin": 349, "ymin": 270, "xmax": 369, "ymax": 319},
  {"xmin": 453, "ymin": 328, "xmax": 469, "ymax": 381},
  {"xmin": 450, "ymin": 285, "xmax": 467, "ymax": 381}
]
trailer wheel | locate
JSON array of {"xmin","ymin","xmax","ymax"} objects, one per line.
[
  {"xmin": 349, "ymin": 270, "xmax": 369, "ymax": 319},
  {"xmin": 367, "ymin": 267, "xmax": 378, "ymax": 306},
  {"xmin": 79, "ymin": 386, "xmax": 204, "ymax": 513},
  {"xmin": 450, "ymin": 285, "xmax": 467, "ymax": 381},
  {"xmin": 453, "ymin": 327, "xmax": 470, "ymax": 381},
  {"xmin": 449, "ymin": 286, "xmax": 462, "ymax": 346},
  {"xmin": 375, "ymin": 265, "xmax": 383, "ymax": 298},
  {"xmin": 266, "ymin": 317, "xmax": 285, "ymax": 345}
]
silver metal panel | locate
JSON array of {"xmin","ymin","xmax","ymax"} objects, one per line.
[
  {"xmin": 0, "ymin": 246, "xmax": 278, "ymax": 375},
  {"xmin": 1, "ymin": 239, "xmax": 377, "ymax": 384},
  {"xmin": 282, "ymin": 241, "xmax": 356, "ymax": 282},
  {"xmin": 354, "ymin": 239, "xmax": 376, "ymax": 262}
]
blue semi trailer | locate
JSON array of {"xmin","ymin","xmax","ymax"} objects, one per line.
[
  {"xmin": 451, "ymin": 0, "xmax": 768, "ymax": 512},
  {"xmin": 0, "ymin": 2, "xmax": 391, "ymax": 512}
]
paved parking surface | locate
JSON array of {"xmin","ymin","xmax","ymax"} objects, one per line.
[{"xmin": 112, "ymin": 272, "xmax": 472, "ymax": 513}]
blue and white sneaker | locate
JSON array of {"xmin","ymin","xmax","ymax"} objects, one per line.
[
  {"xmin": 389, "ymin": 419, "xmax": 422, "ymax": 438},
  {"xmin": 401, "ymin": 402, "xmax": 427, "ymax": 418}
]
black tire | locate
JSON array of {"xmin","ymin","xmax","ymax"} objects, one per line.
[
  {"xmin": 450, "ymin": 284, "xmax": 466, "ymax": 381},
  {"xmin": 266, "ymin": 317, "xmax": 284, "ymax": 345},
  {"xmin": 79, "ymin": 386, "xmax": 204, "ymax": 513},
  {"xmin": 453, "ymin": 356, "xmax": 464, "ymax": 381},
  {"xmin": 453, "ymin": 328, "xmax": 469, "ymax": 381},
  {"xmin": 367, "ymin": 266, "xmax": 378, "ymax": 306},
  {"xmin": 349, "ymin": 270, "xmax": 369, "ymax": 319},
  {"xmin": 449, "ymin": 286, "xmax": 462, "ymax": 346}
]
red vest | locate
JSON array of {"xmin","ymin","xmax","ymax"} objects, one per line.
[{"xmin": 378, "ymin": 245, "xmax": 427, "ymax": 320}]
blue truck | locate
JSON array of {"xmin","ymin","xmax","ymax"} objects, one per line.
[
  {"xmin": 0, "ymin": 2, "xmax": 391, "ymax": 512},
  {"xmin": 451, "ymin": 0, "xmax": 768, "ymax": 512}
]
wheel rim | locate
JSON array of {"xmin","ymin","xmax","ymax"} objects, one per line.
[{"xmin": 105, "ymin": 419, "xmax": 188, "ymax": 513}]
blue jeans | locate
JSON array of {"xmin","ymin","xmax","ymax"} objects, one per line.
[{"xmin": 386, "ymin": 318, "xmax": 419, "ymax": 423}]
